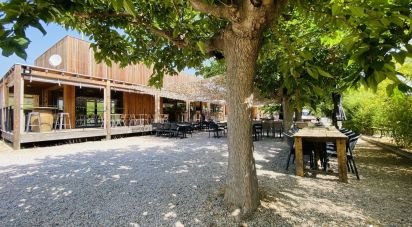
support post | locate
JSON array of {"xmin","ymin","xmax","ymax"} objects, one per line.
[
  {"xmin": 336, "ymin": 138, "xmax": 348, "ymax": 183},
  {"xmin": 185, "ymin": 100, "xmax": 190, "ymax": 122},
  {"xmin": 1, "ymin": 83, "xmax": 6, "ymax": 131},
  {"xmin": 206, "ymin": 102, "xmax": 211, "ymax": 119},
  {"xmin": 104, "ymin": 80, "xmax": 111, "ymax": 140},
  {"xmin": 3, "ymin": 82, "xmax": 9, "ymax": 132},
  {"xmin": 154, "ymin": 94, "xmax": 160, "ymax": 123},
  {"xmin": 13, "ymin": 65, "xmax": 24, "ymax": 150},
  {"xmin": 63, "ymin": 85, "xmax": 75, "ymax": 128},
  {"xmin": 294, "ymin": 136, "xmax": 304, "ymax": 177}
]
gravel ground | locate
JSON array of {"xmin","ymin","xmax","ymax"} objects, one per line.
[{"xmin": 0, "ymin": 132, "xmax": 411, "ymax": 226}]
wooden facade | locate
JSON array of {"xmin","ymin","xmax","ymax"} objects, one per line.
[
  {"xmin": 0, "ymin": 36, "xmax": 227, "ymax": 149},
  {"xmin": 34, "ymin": 36, "xmax": 199, "ymax": 87}
]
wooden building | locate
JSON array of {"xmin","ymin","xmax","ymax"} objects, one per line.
[{"xmin": 0, "ymin": 36, "xmax": 227, "ymax": 149}]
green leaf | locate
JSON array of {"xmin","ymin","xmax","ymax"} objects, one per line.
[
  {"xmin": 112, "ymin": 0, "xmax": 123, "ymax": 11},
  {"xmin": 386, "ymin": 83, "xmax": 394, "ymax": 96},
  {"xmin": 316, "ymin": 67, "xmax": 333, "ymax": 78},
  {"xmin": 393, "ymin": 51, "xmax": 407, "ymax": 64},
  {"xmin": 15, "ymin": 49, "xmax": 27, "ymax": 60},
  {"xmin": 313, "ymin": 86, "xmax": 324, "ymax": 96},
  {"xmin": 2, "ymin": 47, "xmax": 14, "ymax": 57},
  {"xmin": 300, "ymin": 50, "xmax": 313, "ymax": 60},
  {"xmin": 123, "ymin": 0, "xmax": 136, "ymax": 16},
  {"xmin": 196, "ymin": 41, "xmax": 206, "ymax": 55},
  {"xmin": 14, "ymin": 37, "xmax": 29, "ymax": 46},
  {"xmin": 373, "ymin": 70, "xmax": 386, "ymax": 84},
  {"xmin": 331, "ymin": 3, "xmax": 341, "ymax": 16},
  {"xmin": 349, "ymin": 6, "xmax": 366, "ymax": 17},
  {"xmin": 30, "ymin": 21, "xmax": 46, "ymax": 35},
  {"xmin": 307, "ymin": 67, "xmax": 318, "ymax": 79}
]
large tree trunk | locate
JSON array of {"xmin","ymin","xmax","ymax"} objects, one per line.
[
  {"xmin": 224, "ymin": 29, "xmax": 260, "ymax": 213},
  {"xmin": 282, "ymin": 96, "xmax": 294, "ymax": 132}
]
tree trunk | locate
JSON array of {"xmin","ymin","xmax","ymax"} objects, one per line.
[
  {"xmin": 295, "ymin": 107, "xmax": 302, "ymax": 122},
  {"xmin": 282, "ymin": 96, "xmax": 294, "ymax": 132},
  {"xmin": 224, "ymin": 30, "xmax": 260, "ymax": 213}
]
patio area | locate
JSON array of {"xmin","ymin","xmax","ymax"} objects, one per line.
[{"xmin": 0, "ymin": 133, "xmax": 411, "ymax": 226}]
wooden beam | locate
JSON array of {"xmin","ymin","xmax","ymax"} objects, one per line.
[
  {"xmin": 186, "ymin": 101, "xmax": 190, "ymax": 122},
  {"xmin": 63, "ymin": 85, "xmax": 75, "ymax": 129},
  {"xmin": 123, "ymin": 92, "xmax": 129, "ymax": 114},
  {"xmin": 104, "ymin": 80, "xmax": 111, "ymax": 140},
  {"xmin": 154, "ymin": 94, "xmax": 160, "ymax": 123},
  {"xmin": 26, "ymin": 71, "xmax": 106, "ymax": 87},
  {"xmin": 1, "ymin": 82, "xmax": 6, "ymax": 131},
  {"xmin": 336, "ymin": 138, "xmax": 348, "ymax": 183},
  {"xmin": 294, "ymin": 137, "xmax": 304, "ymax": 177},
  {"xmin": 13, "ymin": 65, "xmax": 23, "ymax": 150}
]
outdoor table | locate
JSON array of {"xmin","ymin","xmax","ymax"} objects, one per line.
[{"xmin": 293, "ymin": 127, "xmax": 348, "ymax": 182}]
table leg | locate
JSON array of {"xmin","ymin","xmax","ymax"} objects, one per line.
[
  {"xmin": 295, "ymin": 137, "xmax": 304, "ymax": 177},
  {"xmin": 336, "ymin": 138, "xmax": 348, "ymax": 183}
]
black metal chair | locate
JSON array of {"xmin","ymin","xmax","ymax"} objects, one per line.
[
  {"xmin": 208, "ymin": 122, "xmax": 224, "ymax": 138},
  {"xmin": 324, "ymin": 133, "xmax": 361, "ymax": 180},
  {"xmin": 252, "ymin": 123, "xmax": 263, "ymax": 141},
  {"xmin": 284, "ymin": 132, "xmax": 315, "ymax": 170}
]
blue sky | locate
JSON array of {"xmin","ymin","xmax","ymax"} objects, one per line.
[{"xmin": 0, "ymin": 23, "xmax": 87, "ymax": 76}]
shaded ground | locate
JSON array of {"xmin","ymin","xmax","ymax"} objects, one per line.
[{"xmin": 0, "ymin": 133, "xmax": 411, "ymax": 226}]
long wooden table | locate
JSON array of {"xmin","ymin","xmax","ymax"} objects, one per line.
[{"xmin": 293, "ymin": 127, "xmax": 348, "ymax": 182}]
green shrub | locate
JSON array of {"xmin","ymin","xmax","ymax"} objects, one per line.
[{"xmin": 343, "ymin": 80, "xmax": 412, "ymax": 147}]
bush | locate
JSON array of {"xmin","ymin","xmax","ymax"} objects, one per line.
[
  {"xmin": 343, "ymin": 80, "xmax": 411, "ymax": 147},
  {"xmin": 385, "ymin": 90, "xmax": 412, "ymax": 147}
]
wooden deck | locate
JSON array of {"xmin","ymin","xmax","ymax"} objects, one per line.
[{"xmin": 1, "ymin": 125, "xmax": 153, "ymax": 144}]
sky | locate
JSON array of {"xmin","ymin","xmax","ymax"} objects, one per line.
[
  {"xmin": 0, "ymin": 23, "xmax": 87, "ymax": 76},
  {"xmin": 0, "ymin": 21, "xmax": 196, "ymax": 77}
]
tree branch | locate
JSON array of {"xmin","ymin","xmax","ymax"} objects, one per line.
[
  {"xmin": 75, "ymin": 11, "xmax": 225, "ymax": 57},
  {"xmin": 75, "ymin": 12, "xmax": 189, "ymax": 48},
  {"xmin": 190, "ymin": 0, "xmax": 240, "ymax": 22}
]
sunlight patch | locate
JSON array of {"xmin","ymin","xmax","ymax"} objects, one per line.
[
  {"xmin": 163, "ymin": 211, "xmax": 177, "ymax": 220},
  {"xmin": 231, "ymin": 208, "xmax": 241, "ymax": 216}
]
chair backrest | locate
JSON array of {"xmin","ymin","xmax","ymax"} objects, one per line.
[
  {"xmin": 283, "ymin": 132, "xmax": 294, "ymax": 147},
  {"xmin": 209, "ymin": 122, "xmax": 218, "ymax": 129},
  {"xmin": 253, "ymin": 123, "xmax": 262, "ymax": 128},
  {"xmin": 262, "ymin": 120, "xmax": 272, "ymax": 130},
  {"xmin": 170, "ymin": 122, "xmax": 177, "ymax": 129},
  {"xmin": 273, "ymin": 121, "xmax": 283, "ymax": 129},
  {"xmin": 348, "ymin": 134, "xmax": 361, "ymax": 154},
  {"xmin": 163, "ymin": 123, "xmax": 171, "ymax": 129}
]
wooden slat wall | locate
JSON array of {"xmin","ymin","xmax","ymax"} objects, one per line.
[
  {"xmin": 65, "ymin": 37, "xmax": 90, "ymax": 75},
  {"xmin": 34, "ymin": 38, "xmax": 67, "ymax": 71},
  {"xmin": 34, "ymin": 36, "xmax": 201, "ymax": 87},
  {"xmin": 123, "ymin": 93, "xmax": 154, "ymax": 115}
]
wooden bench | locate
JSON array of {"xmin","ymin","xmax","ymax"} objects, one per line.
[{"xmin": 371, "ymin": 127, "xmax": 392, "ymax": 138}]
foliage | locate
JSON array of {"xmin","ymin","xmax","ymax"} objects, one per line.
[
  {"xmin": 343, "ymin": 79, "xmax": 412, "ymax": 147},
  {"xmin": 385, "ymin": 89, "xmax": 412, "ymax": 147},
  {"xmin": 195, "ymin": 59, "xmax": 226, "ymax": 78},
  {"xmin": 260, "ymin": 103, "xmax": 281, "ymax": 117}
]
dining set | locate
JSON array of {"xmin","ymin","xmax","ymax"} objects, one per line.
[{"xmin": 284, "ymin": 126, "xmax": 361, "ymax": 182}]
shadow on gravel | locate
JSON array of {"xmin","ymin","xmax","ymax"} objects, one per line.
[
  {"xmin": 0, "ymin": 135, "xmax": 411, "ymax": 226},
  {"xmin": 249, "ymin": 137, "xmax": 412, "ymax": 226},
  {"xmin": 0, "ymin": 135, "xmax": 231, "ymax": 226}
]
